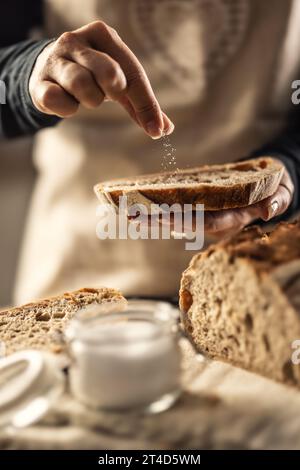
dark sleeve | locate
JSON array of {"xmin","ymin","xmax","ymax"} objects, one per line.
[
  {"xmin": 0, "ymin": 1, "xmax": 61, "ymax": 138},
  {"xmin": 0, "ymin": 39, "xmax": 61, "ymax": 138},
  {"xmin": 249, "ymin": 123, "xmax": 300, "ymax": 220}
]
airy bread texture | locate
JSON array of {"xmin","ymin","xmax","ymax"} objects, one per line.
[
  {"xmin": 0, "ymin": 288, "xmax": 126, "ymax": 355},
  {"xmin": 180, "ymin": 220, "xmax": 300, "ymax": 387},
  {"xmin": 95, "ymin": 157, "xmax": 284, "ymax": 211}
]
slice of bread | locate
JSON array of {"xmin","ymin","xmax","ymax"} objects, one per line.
[
  {"xmin": 0, "ymin": 288, "xmax": 127, "ymax": 356},
  {"xmin": 94, "ymin": 157, "xmax": 284, "ymax": 211},
  {"xmin": 179, "ymin": 220, "xmax": 300, "ymax": 387}
]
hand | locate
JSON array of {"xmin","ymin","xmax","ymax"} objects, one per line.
[
  {"xmin": 203, "ymin": 161, "xmax": 294, "ymax": 239},
  {"xmin": 147, "ymin": 161, "xmax": 294, "ymax": 239},
  {"xmin": 29, "ymin": 21, "xmax": 174, "ymax": 139}
]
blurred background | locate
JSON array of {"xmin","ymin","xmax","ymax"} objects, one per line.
[
  {"xmin": 1, "ymin": 0, "xmax": 299, "ymax": 309},
  {"xmin": 0, "ymin": 139, "xmax": 35, "ymax": 306}
]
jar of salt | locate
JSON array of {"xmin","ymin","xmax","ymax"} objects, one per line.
[{"xmin": 66, "ymin": 304, "xmax": 182, "ymax": 413}]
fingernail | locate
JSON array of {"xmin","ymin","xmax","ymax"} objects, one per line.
[
  {"xmin": 146, "ymin": 121, "xmax": 163, "ymax": 139},
  {"xmin": 164, "ymin": 121, "xmax": 175, "ymax": 136},
  {"xmin": 267, "ymin": 200, "xmax": 279, "ymax": 220}
]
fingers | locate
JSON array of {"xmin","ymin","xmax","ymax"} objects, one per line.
[
  {"xmin": 117, "ymin": 95, "xmax": 141, "ymax": 126},
  {"xmin": 252, "ymin": 165, "xmax": 294, "ymax": 221},
  {"xmin": 197, "ymin": 182, "xmax": 293, "ymax": 239},
  {"xmin": 110, "ymin": 99, "xmax": 174, "ymax": 135},
  {"xmin": 127, "ymin": 162, "xmax": 294, "ymax": 242},
  {"xmin": 204, "ymin": 206, "xmax": 261, "ymax": 236},
  {"xmin": 33, "ymin": 80, "xmax": 79, "ymax": 117},
  {"xmin": 48, "ymin": 58, "xmax": 105, "ymax": 109},
  {"xmin": 75, "ymin": 21, "xmax": 171, "ymax": 138},
  {"xmin": 257, "ymin": 185, "xmax": 293, "ymax": 221},
  {"xmin": 69, "ymin": 46, "xmax": 127, "ymax": 99},
  {"xmin": 162, "ymin": 112, "xmax": 175, "ymax": 136},
  {"xmin": 29, "ymin": 22, "xmax": 175, "ymax": 137},
  {"xmin": 198, "ymin": 164, "xmax": 295, "ymax": 237},
  {"xmin": 203, "ymin": 184, "xmax": 292, "ymax": 238},
  {"xmin": 70, "ymin": 44, "xmax": 175, "ymax": 134}
]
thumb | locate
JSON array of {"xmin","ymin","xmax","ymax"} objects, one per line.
[{"xmin": 258, "ymin": 185, "xmax": 292, "ymax": 222}]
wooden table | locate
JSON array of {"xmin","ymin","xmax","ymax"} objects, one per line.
[{"xmin": 1, "ymin": 342, "xmax": 300, "ymax": 450}]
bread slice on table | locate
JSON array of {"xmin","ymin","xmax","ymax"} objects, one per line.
[
  {"xmin": 94, "ymin": 157, "xmax": 284, "ymax": 211},
  {"xmin": 0, "ymin": 288, "xmax": 126, "ymax": 356},
  {"xmin": 180, "ymin": 220, "xmax": 300, "ymax": 387}
]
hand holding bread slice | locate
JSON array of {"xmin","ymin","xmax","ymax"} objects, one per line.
[{"xmin": 95, "ymin": 157, "xmax": 292, "ymax": 235}]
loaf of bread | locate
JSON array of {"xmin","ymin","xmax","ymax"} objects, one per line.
[
  {"xmin": 180, "ymin": 220, "xmax": 300, "ymax": 387},
  {"xmin": 95, "ymin": 157, "xmax": 283, "ymax": 211},
  {"xmin": 0, "ymin": 287, "xmax": 126, "ymax": 355}
]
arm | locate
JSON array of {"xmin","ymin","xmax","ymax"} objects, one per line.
[
  {"xmin": 0, "ymin": 39, "xmax": 61, "ymax": 138},
  {"xmin": 0, "ymin": 0, "xmax": 60, "ymax": 137}
]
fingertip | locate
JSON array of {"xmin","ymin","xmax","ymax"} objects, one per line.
[
  {"xmin": 164, "ymin": 121, "xmax": 175, "ymax": 136},
  {"xmin": 162, "ymin": 113, "xmax": 175, "ymax": 136},
  {"xmin": 261, "ymin": 199, "xmax": 280, "ymax": 221},
  {"xmin": 146, "ymin": 120, "xmax": 163, "ymax": 139}
]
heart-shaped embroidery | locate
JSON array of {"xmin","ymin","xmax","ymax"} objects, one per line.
[{"xmin": 129, "ymin": 0, "xmax": 250, "ymax": 98}]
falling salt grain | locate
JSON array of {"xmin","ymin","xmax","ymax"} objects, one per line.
[{"xmin": 160, "ymin": 135, "xmax": 178, "ymax": 183}]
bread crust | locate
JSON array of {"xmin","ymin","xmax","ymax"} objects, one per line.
[
  {"xmin": 179, "ymin": 220, "xmax": 300, "ymax": 387},
  {"xmin": 94, "ymin": 157, "xmax": 284, "ymax": 211},
  {"xmin": 0, "ymin": 287, "xmax": 126, "ymax": 355}
]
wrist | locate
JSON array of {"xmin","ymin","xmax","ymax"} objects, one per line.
[
  {"xmin": 19, "ymin": 39, "xmax": 61, "ymax": 130},
  {"xmin": 28, "ymin": 41, "xmax": 56, "ymax": 115}
]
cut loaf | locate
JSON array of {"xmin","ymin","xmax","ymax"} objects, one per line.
[
  {"xmin": 95, "ymin": 157, "xmax": 284, "ymax": 211},
  {"xmin": 0, "ymin": 287, "xmax": 126, "ymax": 356},
  {"xmin": 180, "ymin": 220, "xmax": 300, "ymax": 387}
]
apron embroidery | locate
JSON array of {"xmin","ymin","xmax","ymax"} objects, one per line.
[{"xmin": 130, "ymin": 0, "xmax": 250, "ymax": 99}]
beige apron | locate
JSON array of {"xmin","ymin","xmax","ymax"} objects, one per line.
[{"xmin": 14, "ymin": 0, "xmax": 299, "ymax": 303}]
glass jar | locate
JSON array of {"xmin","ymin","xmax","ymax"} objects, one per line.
[{"xmin": 66, "ymin": 306, "xmax": 182, "ymax": 413}]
